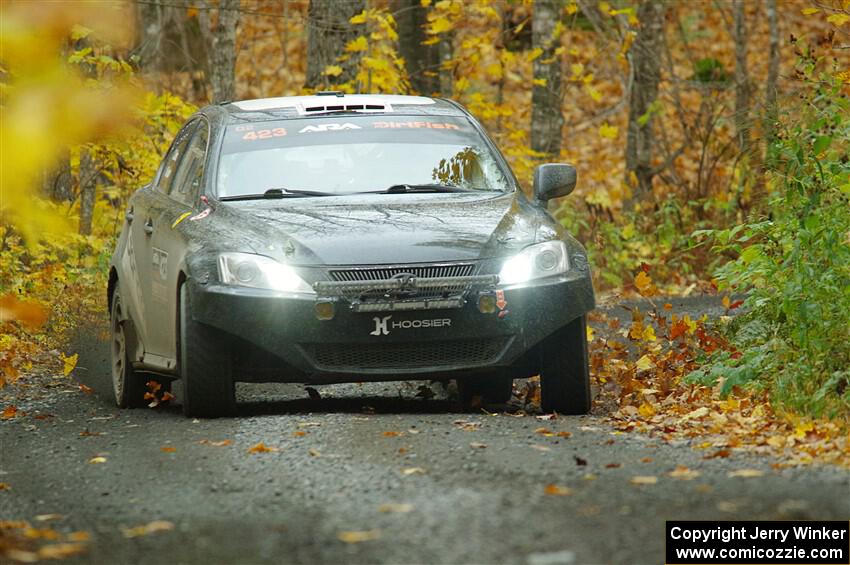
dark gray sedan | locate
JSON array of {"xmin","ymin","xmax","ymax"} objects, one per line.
[{"xmin": 108, "ymin": 93, "xmax": 594, "ymax": 417}]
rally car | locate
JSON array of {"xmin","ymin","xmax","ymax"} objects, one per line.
[{"xmin": 108, "ymin": 93, "xmax": 595, "ymax": 417}]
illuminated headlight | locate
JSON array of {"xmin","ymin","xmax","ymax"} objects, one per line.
[
  {"xmin": 498, "ymin": 241, "xmax": 569, "ymax": 285},
  {"xmin": 218, "ymin": 252, "xmax": 314, "ymax": 294}
]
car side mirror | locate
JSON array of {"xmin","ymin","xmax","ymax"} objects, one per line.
[{"xmin": 533, "ymin": 163, "xmax": 577, "ymax": 205}]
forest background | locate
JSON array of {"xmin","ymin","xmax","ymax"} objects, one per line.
[{"xmin": 1, "ymin": 0, "xmax": 849, "ymax": 463}]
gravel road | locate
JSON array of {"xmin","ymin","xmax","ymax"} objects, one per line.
[{"xmin": 1, "ymin": 296, "xmax": 848, "ymax": 564}]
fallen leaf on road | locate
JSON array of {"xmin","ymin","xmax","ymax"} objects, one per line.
[
  {"xmin": 247, "ymin": 443, "xmax": 278, "ymax": 453},
  {"xmin": 534, "ymin": 427, "xmax": 554, "ymax": 436},
  {"xmin": 453, "ymin": 420, "xmax": 480, "ymax": 431},
  {"xmin": 679, "ymin": 407, "xmax": 709, "ymax": 423},
  {"xmin": 60, "ymin": 353, "xmax": 78, "ymax": 376},
  {"xmin": 530, "ymin": 444, "xmax": 551, "ymax": 452},
  {"xmin": 308, "ymin": 448, "xmax": 321, "ymax": 457},
  {"xmin": 574, "ymin": 456, "xmax": 587, "ymax": 466},
  {"xmin": 198, "ymin": 439, "xmax": 232, "ymax": 447},
  {"xmin": 160, "ymin": 447, "xmax": 176, "ymax": 453},
  {"xmin": 38, "ymin": 543, "xmax": 87, "ymax": 559},
  {"xmin": 703, "ymin": 449, "xmax": 732, "ymax": 459},
  {"xmin": 88, "ymin": 457, "xmax": 106, "ymax": 464},
  {"xmin": 34, "ymin": 515, "xmax": 62, "ymax": 522},
  {"xmin": 2, "ymin": 405, "xmax": 18, "ymax": 419},
  {"xmin": 292, "ymin": 431, "xmax": 307, "ymax": 437},
  {"xmin": 605, "ymin": 463, "xmax": 621, "ymax": 468},
  {"xmin": 630, "ymin": 476, "xmax": 658, "ymax": 485},
  {"xmin": 297, "ymin": 422, "xmax": 321, "ymax": 428},
  {"xmin": 79, "ymin": 431, "xmax": 102, "ymax": 437},
  {"xmin": 668, "ymin": 466, "xmax": 701, "ymax": 480},
  {"xmin": 66, "ymin": 531, "xmax": 90, "ymax": 542},
  {"xmin": 78, "ymin": 384, "xmax": 93, "ymax": 395},
  {"xmin": 583, "ymin": 474, "xmax": 597, "ymax": 481},
  {"xmin": 121, "ymin": 520, "xmax": 174, "ymax": 538},
  {"xmin": 544, "ymin": 484, "xmax": 573, "ymax": 496},
  {"xmin": 727, "ymin": 469, "xmax": 764, "ymax": 478},
  {"xmin": 378, "ymin": 503, "xmax": 413, "ymax": 513},
  {"xmin": 640, "ymin": 457, "xmax": 654, "ymax": 463},
  {"xmin": 23, "ymin": 527, "xmax": 60, "ymax": 540},
  {"xmin": 382, "ymin": 431, "xmax": 403, "ymax": 437},
  {"xmin": 536, "ymin": 414, "xmax": 558, "ymax": 421},
  {"xmin": 400, "ymin": 467, "xmax": 425, "ymax": 475},
  {"xmin": 338, "ymin": 530, "xmax": 381, "ymax": 543},
  {"xmin": 556, "ymin": 431, "xmax": 572, "ymax": 438},
  {"xmin": 469, "ymin": 442, "xmax": 487, "ymax": 449},
  {"xmin": 0, "ymin": 483, "xmax": 10, "ymax": 491}
]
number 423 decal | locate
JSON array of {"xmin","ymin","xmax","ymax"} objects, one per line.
[{"xmin": 242, "ymin": 127, "xmax": 286, "ymax": 141}]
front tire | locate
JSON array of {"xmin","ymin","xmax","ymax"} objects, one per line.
[
  {"xmin": 110, "ymin": 289, "xmax": 147, "ymax": 408},
  {"xmin": 539, "ymin": 316, "xmax": 591, "ymax": 415},
  {"xmin": 179, "ymin": 284, "xmax": 235, "ymax": 418}
]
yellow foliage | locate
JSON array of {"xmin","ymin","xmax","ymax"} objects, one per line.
[
  {"xmin": 0, "ymin": 2, "xmax": 138, "ymax": 247},
  {"xmin": 599, "ymin": 123, "xmax": 619, "ymax": 139},
  {"xmin": 346, "ymin": 36, "xmax": 369, "ymax": 52}
]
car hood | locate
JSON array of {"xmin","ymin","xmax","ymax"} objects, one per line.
[{"xmin": 209, "ymin": 192, "xmax": 547, "ymax": 265}]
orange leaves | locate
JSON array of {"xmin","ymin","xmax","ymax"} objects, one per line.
[
  {"xmin": 544, "ymin": 484, "xmax": 573, "ymax": 496},
  {"xmin": 634, "ymin": 270, "xmax": 658, "ymax": 297},
  {"xmin": 0, "ymin": 295, "xmax": 48, "ymax": 328},
  {"xmin": 144, "ymin": 380, "xmax": 174, "ymax": 408},
  {"xmin": 121, "ymin": 520, "xmax": 174, "ymax": 538},
  {"xmin": 2, "ymin": 405, "xmax": 18, "ymax": 420},
  {"xmin": 247, "ymin": 443, "xmax": 278, "ymax": 454},
  {"xmin": 338, "ymin": 530, "xmax": 381, "ymax": 543}
]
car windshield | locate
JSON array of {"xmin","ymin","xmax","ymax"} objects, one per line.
[{"xmin": 217, "ymin": 115, "xmax": 513, "ymax": 197}]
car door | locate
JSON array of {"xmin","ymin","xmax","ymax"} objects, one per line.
[
  {"xmin": 137, "ymin": 120, "xmax": 199, "ymax": 365},
  {"xmin": 146, "ymin": 119, "xmax": 210, "ymax": 362}
]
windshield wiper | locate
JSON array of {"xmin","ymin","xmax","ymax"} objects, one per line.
[
  {"xmin": 219, "ymin": 188, "xmax": 335, "ymax": 201},
  {"xmin": 376, "ymin": 183, "xmax": 480, "ymax": 194}
]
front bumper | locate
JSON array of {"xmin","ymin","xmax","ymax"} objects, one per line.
[{"xmin": 188, "ymin": 272, "xmax": 594, "ymax": 383}]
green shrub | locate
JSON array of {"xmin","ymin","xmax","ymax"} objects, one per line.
[{"xmin": 691, "ymin": 57, "xmax": 850, "ymax": 419}]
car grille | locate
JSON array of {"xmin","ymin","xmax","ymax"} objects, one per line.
[
  {"xmin": 325, "ymin": 263, "xmax": 478, "ymax": 304},
  {"xmin": 305, "ymin": 337, "xmax": 510, "ymax": 371}
]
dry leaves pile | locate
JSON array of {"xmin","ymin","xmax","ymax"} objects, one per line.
[
  {"xmin": 0, "ymin": 521, "xmax": 89, "ymax": 563},
  {"xmin": 589, "ymin": 271, "xmax": 850, "ymax": 467}
]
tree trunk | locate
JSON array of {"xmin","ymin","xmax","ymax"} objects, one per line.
[
  {"xmin": 530, "ymin": 0, "xmax": 563, "ymax": 156},
  {"xmin": 624, "ymin": 0, "xmax": 665, "ymax": 209},
  {"xmin": 41, "ymin": 152, "xmax": 74, "ymax": 202},
  {"xmin": 199, "ymin": 0, "xmax": 240, "ymax": 103},
  {"xmin": 438, "ymin": 33, "xmax": 454, "ymax": 97},
  {"xmin": 134, "ymin": 1, "xmax": 166, "ymax": 71},
  {"xmin": 305, "ymin": 0, "xmax": 366, "ymax": 91},
  {"xmin": 764, "ymin": 0, "xmax": 779, "ymax": 157},
  {"xmin": 392, "ymin": 0, "xmax": 439, "ymax": 95},
  {"xmin": 733, "ymin": 0, "xmax": 751, "ymax": 158},
  {"xmin": 78, "ymin": 148, "xmax": 96, "ymax": 236}
]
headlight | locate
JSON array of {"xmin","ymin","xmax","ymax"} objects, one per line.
[
  {"xmin": 218, "ymin": 252, "xmax": 314, "ymax": 294},
  {"xmin": 498, "ymin": 241, "xmax": 569, "ymax": 285}
]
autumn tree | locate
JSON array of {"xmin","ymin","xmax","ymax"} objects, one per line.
[
  {"xmin": 531, "ymin": 0, "xmax": 563, "ymax": 157},
  {"xmin": 198, "ymin": 0, "xmax": 241, "ymax": 103},
  {"xmin": 624, "ymin": 0, "xmax": 665, "ymax": 208},
  {"xmin": 305, "ymin": 0, "xmax": 366, "ymax": 90},
  {"xmin": 392, "ymin": 0, "xmax": 439, "ymax": 95},
  {"xmin": 733, "ymin": 0, "xmax": 751, "ymax": 158}
]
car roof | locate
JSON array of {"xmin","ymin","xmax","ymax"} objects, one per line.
[{"xmin": 218, "ymin": 93, "xmax": 468, "ymax": 123}]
